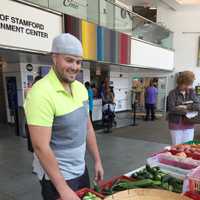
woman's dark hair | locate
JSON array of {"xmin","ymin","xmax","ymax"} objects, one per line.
[
  {"xmin": 91, "ymin": 83, "xmax": 96, "ymax": 88},
  {"xmin": 33, "ymin": 75, "xmax": 42, "ymax": 85},
  {"xmin": 85, "ymin": 81, "xmax": 90, "ymax": 88}
]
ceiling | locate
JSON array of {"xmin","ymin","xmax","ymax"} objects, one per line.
[
  {"xmin": 118, "ymin": 0, "xmax": 156, "ymax": 6},
  {"xmin": 117, "ymin": 0, "xmax": 200, "ymax": 9},
  {"xmin": 0, "ymin": 48, "xmax": 51, "ymax": 64}
]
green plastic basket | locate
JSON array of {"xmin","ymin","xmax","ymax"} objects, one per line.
[{"xmin": 184, "ymin": 140, "xmax": 200, "ymax": 145}]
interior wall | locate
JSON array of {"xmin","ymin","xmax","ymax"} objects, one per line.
[
  {"xmin": 157, "ymin": 2, "xmax": 200, "ymax": 87},
  {"xmin": 110, "ymin": 70, "xmax": 132, "ymax": 111},
  {"xmin": 110, "ymin": 64, "xmax": 170, "ymax": 112}
]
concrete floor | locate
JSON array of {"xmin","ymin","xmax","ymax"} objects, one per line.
[
  {"xmin": 0, "ymin": 122, "xmax": 168, "ymax": 200},
  {"xmin": 112, "ymin": 118, "xmax": 200, "ymax": 144}
]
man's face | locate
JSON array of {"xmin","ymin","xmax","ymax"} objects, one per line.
[{"xmin": 52, "ymin": 54, "xmax": 82, "ymax": 83}]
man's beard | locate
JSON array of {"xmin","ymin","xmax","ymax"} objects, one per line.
[
  {"xmin": 54, "ymin": 66, "xmax": 79, "ymax": 84},
  {"xmin": 61, "ymin": 75, "xmax": 75, "ymax": 84}
]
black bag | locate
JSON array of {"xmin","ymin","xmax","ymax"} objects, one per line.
[
  {"xmin": 25, "ymin": 123, "xmax": 34, "ymax": 153},
  {"xmin": 22, "ymin": 108, "xmax": 34, "ymax": 153}
]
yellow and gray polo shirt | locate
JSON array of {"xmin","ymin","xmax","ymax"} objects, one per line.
[{"xmin": 24, "ymin": 68, "xmax": 89, "ymax": 180}]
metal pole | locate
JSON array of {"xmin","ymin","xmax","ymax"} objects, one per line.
[{"xmin": 132, "ymin": 101, "xmax": 138, "ymax": 126}]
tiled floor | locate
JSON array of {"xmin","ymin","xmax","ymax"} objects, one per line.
[{"xmin": 0, "ymin": 123, "xmax": 167, "ymax": 200}]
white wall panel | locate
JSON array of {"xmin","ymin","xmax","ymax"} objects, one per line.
[{"xmin": 131, "ymin": 39, "xmax": 174, "ymax": 71}]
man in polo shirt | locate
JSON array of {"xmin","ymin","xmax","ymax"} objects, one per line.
[{"xmin": 25, "ymin": 33, "xmax": 104, "ymax": 200}]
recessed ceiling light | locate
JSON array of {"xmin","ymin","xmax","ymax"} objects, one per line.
[
  {"xmin": 149, "ymin": 7, "xmax": 157, "ymax": 10},
  {"xmin": 176, "ymin": 0, "xmax": 200, "ymax": 4}
]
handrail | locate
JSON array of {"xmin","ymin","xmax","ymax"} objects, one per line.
[{"xmin": 105, "ymin": 0, "xmax": 173, "ymax": 34}]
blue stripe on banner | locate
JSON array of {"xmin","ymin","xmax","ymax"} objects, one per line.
[
  {"xmin": 104, "ymin": 27, "xmax": 111, "ymax": 62},
  {"xmin": 97, "ymin": 26, "xmax": 104, "ymax": 61},
  {"xmin": 110, "ymin": 29, "xmax": 116, "ymax": 63}
]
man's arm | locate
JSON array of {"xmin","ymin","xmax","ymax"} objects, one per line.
[
  {"xmin": 29, "ymin": 125, "xmax": 80, "ymax": 200},
  {"xmin": 86, "ymin": 119, "xmax": 104, "ymax": 182}
]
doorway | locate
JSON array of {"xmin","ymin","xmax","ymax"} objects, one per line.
[
  {"xmin": 133, "ymin": 76, "xmax": 168, "ymax": 113},
  {"xmin": 0, "ymin": 63, "xmax": 7, "ymax": 123}
]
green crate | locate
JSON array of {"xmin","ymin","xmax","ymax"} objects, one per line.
[{"xmin": 184, "ymin": 140, "xmax": 200, "ymax": 145}]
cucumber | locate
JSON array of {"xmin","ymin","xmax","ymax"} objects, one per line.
[{"xmin": 93, "ymin": 181, "xmax": 100, "ymax": 193}]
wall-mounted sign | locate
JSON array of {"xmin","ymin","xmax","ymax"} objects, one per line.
[
  {"xmin": 26, "ymin": 64, "xmax": 33, "ymax": 72},
  {"xmin": 63, "ymin": 0, "xmax": 79, "ymax": 9},
  {"xmin": 120, "ymin": 9, "xmax": 134, "ymax": 21},
  {"xmin": 49, "ymin": 0, "xmax": 87, "ymax": 20},
  {"xmin": 0, "ymin": 14, "xmax": 48, "ymax": 38},
  {"xmin": 0, "ymin": 0, "xmax": 62, "ymax": 52}
]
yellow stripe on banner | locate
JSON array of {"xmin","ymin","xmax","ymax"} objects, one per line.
[{"xmin": 82, "ymin": 20, "xmax": 97, "ymax": 60}]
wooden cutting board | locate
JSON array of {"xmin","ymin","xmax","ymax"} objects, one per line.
[{"xmin": 104, "ymin": 189, "xmax": 192, "ymax": 200}]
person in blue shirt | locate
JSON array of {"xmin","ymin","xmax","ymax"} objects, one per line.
[
  {"xmin": 85, "ymin": 82, "xmax": 94, "ymax": 122},
  {"xmin": 145, "ymin": 81, "xmax": 158, "ymax": 121}
]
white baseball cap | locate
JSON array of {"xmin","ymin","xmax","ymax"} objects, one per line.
[{"xmin": 51, "ymin": 33, "xmax": 83, "ymax": 57}]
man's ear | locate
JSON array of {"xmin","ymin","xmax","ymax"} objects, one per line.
[{"xmin": 52, "ymin": 54, "xmax": 57, "ymax": 66}]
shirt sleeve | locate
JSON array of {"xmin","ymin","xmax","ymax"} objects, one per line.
[
  {"xmin": 167, "ymin": 90, "xmax": 177, "ymax": 113},
  {"xmin": 189, "ymin": 89, "xmax": 200, "ymax": 111},
  {"xmin": 24, "ymin": 87, "xmax": 55, "ymax": 127}
]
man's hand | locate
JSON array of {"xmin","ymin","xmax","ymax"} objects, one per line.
[
  {"xmin": 58, "ymin": 188, "xmax": 81, "ymax": 200},
  {"xmin": 94, "ymin": 161, "xmax": 104, "ymax": 182}
]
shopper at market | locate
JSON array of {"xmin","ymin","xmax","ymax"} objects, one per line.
[
  {"xmin": 85, "ymin": 81, "xmax": 94, "ymax": 122},
  {"xmin": 144, "ymin": 80, "xmax": 158, "ymax": 121},
  {"xmin": 102, "ymin": 86, "xmax": 114, "ymax": 105},
  {"xmin": 167, "ymin": 71, "xmax": 200, "ymax": 145},
  {"xmin": 99, "ymin": 80, "xmax": 106, "ymax": 99},
  {"xmin": 91, "ymin": 83, "xmax": 98, "ymax": 98},
  {"xmin": 24, "ymin": 33, "xmax": 104, "ymax": 200},
  {"xmin": 24, "ymin": 75, "xmax": 42, "ymax": 98}
]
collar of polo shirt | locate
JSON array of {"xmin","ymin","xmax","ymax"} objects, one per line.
[{"xmin": 48, "ymin": 68, "xmax": 75, "ymax": 94}]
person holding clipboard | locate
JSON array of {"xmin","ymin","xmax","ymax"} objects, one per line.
[{"xmin": 167, "ymin": 71, "xmax": 200, "ymax": 145}]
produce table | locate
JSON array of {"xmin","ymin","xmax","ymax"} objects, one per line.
[{"xmin": 79, "ymin": 142, "xmax": 200, "ymax": 200}]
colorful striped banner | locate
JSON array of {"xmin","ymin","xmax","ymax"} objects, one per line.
[
  {"xmin": 97, "ymin": 26, "xmax": 104, "ymax": 61},
  {"xmin": 82, "ymin": 20, "xmax": 97, "ymax": 60},
  {"xmin": 64, "ymin": 15, "xmax": 82, "ymax": 40},
  {"xmin": 64, "ymin": 14, "xmax": 131, "ymax": 65},
  {"xmin": 119, "ymin": 33, "xmax": 130, "ymax": 64}
]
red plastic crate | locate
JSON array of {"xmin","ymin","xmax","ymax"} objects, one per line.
[
  {"xmin": 76, "ymin": 188, "xmax": 104, "ymax": 199},
  {"xmin": 187, "ymin": 166, "xmax": 200, "ymax": 194},
  {"xmin": 184, "ymin": 191, "xmax": 200, "ymax": 200},
  {"xmin": 159, "ymin": 157, "xmax": 197, "ymax": 170},
  {"xmin": 98, "ymin": 175, "xmax": 135, "ymax": 193}
]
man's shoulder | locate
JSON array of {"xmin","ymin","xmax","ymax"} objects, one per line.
[
  {"xmin": 73, "ymin": 80, "xmax": 84, "ymax": 87},
  {"xmin": 28, "ymin": 76, "xmax": 52, "ymax": 97},
  {"xmin": 73, "ymin": 81, "xmax": 88, "ymax": 100},
  {"xmin": 73, "ymin": 81, "xmax": 87, "ymax": 91}
]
